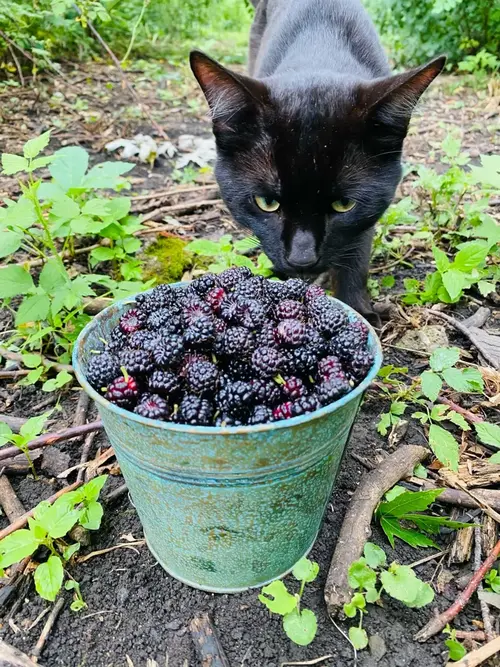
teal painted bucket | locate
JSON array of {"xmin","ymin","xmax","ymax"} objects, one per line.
[{"xmin": 73, "ymin": 285, "xmax": 382, "ymax": 593}]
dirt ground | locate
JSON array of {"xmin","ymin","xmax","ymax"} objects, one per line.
[{"xmin": 0, "ymin": 62, "xmax": 499, "ymax": 666}]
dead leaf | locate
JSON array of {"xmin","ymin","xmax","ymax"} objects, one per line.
[
  {"xmin": 478, "ymin": 590, "xmax": 500, "ymax": 610},
  {"xmin": 397, "ymin": 325, "xmax": 449, "ymax": 353}
]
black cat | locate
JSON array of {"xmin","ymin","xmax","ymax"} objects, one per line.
[{"xmin": 190, "ymin": 0, "xmax": 445, "ymax": 324}]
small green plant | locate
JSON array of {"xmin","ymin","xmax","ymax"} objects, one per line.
[
  {"xmin": 375, "ymin": 487, "xmax": 475, "ymax": 549},
  {"xmin": 443, "ymin": 625, "xmax": 467, "ymax": 661},
  {"xmin": 0, "ymin": 412, "xmax": 52, "ymax": 475},
  {"xmin": 344, "ymin": 543, "xmax": 434, "ymax": 650},
  {"xmin": 0, "ymin": 475, "xmax": 107, "ymax": 607},
  {"xmin": 259, "ymin": 557, "xmax": 318, "ymax": 646},
  {"xmin": 185, "ymin": 234, "xmax": 274, "ymax": 276},
  {"xmin": 458, "ymin": 49, "xmax": 500, "ymax": 75},
  {"xmin": 484, "ymin": 566, "xmax": 500, "ymax": 593}
]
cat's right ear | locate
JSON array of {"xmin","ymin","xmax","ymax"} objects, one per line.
[{"xmin": 190, "ymin": 51, "xmax": 268, "ymax": 131}]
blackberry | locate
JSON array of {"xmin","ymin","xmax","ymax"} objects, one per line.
[
  {"xmin": 226, "ymin": 298, "xmax": 267, "ymax": 330},
  {"xmin": 252, "ymin": 347, "xmax": 283, "ymax": 378},
  {"xmin": 136, "ymin": 284, "xmax": 178, "ymax": 313},
  {"xmin": 119, "ymin": 308, "xmax": 146, "ymax": 334},
  {"xmin": 217, "ymin": 267, "xmax": 252, "ymax": 291},
  {"xmin": 249, "ymin": 405, "xmax": 274, "ymax": 425},
  {"xmin": 182, "ymin": 298, "xmax": 212, "ymax": 326},
  {"xmin": 191, "ymin": 273, "xmax": 217, "ymax": 296},
  {"xmin": 276, "ymin": 319, "xmax": 307, "ymax": 347},
  {"xmin": 304, "ymin": 284, "xmax": 325, "ymax": 304},
  {"xmin": 309, "ymin": 297, "xmax": 347, "ymax": 337},
  {"xmin": 205, "ymin": 287, "xmax": 226, "ymax": 313},
  {"xmin": 265, "ymin": 280, "xmax": 288, "ymax": 303},
  {"xmin": 105, "ymin": 374, "xmax": 138, "ymax": 407},
  {"xmin": 330, "ymin": 323, "xmax": 369, "ymax": 359},
  {"xmin": 147, "ymin": 308, "xmax": 181, "ymax": 332},
  {"xmin": 86, "ymin": 352, "xmax": 120, "ymax": 391},
  {"xmin": 179, "ymin": 395, "xmax": 213, "ymax": 425},
  {"xmin": 291, "ymin": 345, "xmax": 319, "ymax": 375},
  {"xmin": 273, "ymin": 402, "xmax": 293, "ymax": 421},
  {"xmin": 280, "ymin": 350, "xmax": 296, "ymax": 375},
  {"xmin": 233, "ymin": 276, "xmax": 265, "ymax": 301},
  {"xmin": 178, "ymin": 353, "xmax": 210, "ymax": 377},
  {"xmin": 276, "ymin": 299, "xmax": 305, "ymax": 321},
  {"xmin": 292, "ymin": 395, "xmax": 321, "ymax": 416},
  {"xmin": 318, "ymin": 355, "xmax": 345, "ymax": 381},
  {"xmin": 186, "ymin": 360, "xmax": 219, "ymax": 394},
  {"xmin": 151, "ymin": 335, "xmax": 184, "ymax": 369},
  {"xmin": 215, "ymin": 412, "xmax": 245, "ymax": 427},
  {"xmin": 119, "ymin": 349, "xmax": 154, "ymax": 375},
  {"xmin": 316, "ymin": 377, "xmax": 350, "ymax": 405},
  {"xmin": 282, "ymin": 376, "xmax": 307, "ymax": 400},
  {"xmin": 107, "ymin": 325, "xmax": 128, "ymax": 352},
  {"xmin": 148, "ymin": 370, "xmax": 180, "ymax": 396},
  {"xmin": 258, "ymin": 322, "xmax": 278, "ymax": 348},
  {"xmin": 251, "ymin": 378, "xmax": 282, "ymax": 406},
  {"xmin": 225, "ymin": 358, "xmax": 255, "ymax": 381},
  {"xmin": 219, "ymin": 327, "xmax": 255, "ymax": 357},
  {"xmin": 217, "ymin": 380, "xmax": 254, "ymax": 415},
  {"xmin": 134, "ymin": 394, "xmax": 169, "ymax": 420},
  {"xmin": 129, "ymin": 330, "xmax": 156, "ymax": 350},
  {"xmin": 283, "ymin": 278, "xmax": 308, "ymax": 300},
  {"xmin": 347, "ymin": 349, "xmax": 374, "ymax": 383},
  {"xmin": 305, "ymin": 326, "xmax": 329, "ymax": 357},
  {"xmin": 183, "ymin": 317, "xmax": 216, "ymax": 349}
]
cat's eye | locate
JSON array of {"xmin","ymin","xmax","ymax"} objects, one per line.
[
  {"xmin": 255, "ymin": 196, "xmax": 280, "ymax": 212},
  {"xmin": 332, "ymin": 198, "xmax": 356, "ymax": 213}
]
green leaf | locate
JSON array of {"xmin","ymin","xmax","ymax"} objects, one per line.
[
  {"xmin": 0, "ymin": 530, "xmax": 40, "ymax": 568},
  {"xmin": 63, "ymin": 543, "xmax": 81, "ymax": 561},
  {"xmin": 283, "ymin": 608, "xmax": 317, "ymax": 646},
  {"xmin": 259, "ymin": 580, "xmax": 297, "ymax": 615},
  {"xmin": 82, "ymin": 162, "xmax": 134, "ymax": 190},
  {"xmin": 475, "ymin": 422, "xmax": 500, "ymax": 449},
  {"xmin": 445, "ymin": 638, "xmax": 467, "ymax": 661},
  {"xmin": 292, "ymin": 557, "xmax": 319, "ymax": 583},
  {"xmin": 378, "ymin": 489, "xmax": 444, "ymax": 518},
  {"xmin": 380, "ymin": 565, "xmax": 434, "ymax": 607},
  {"xmin": 105, "ymin": 197, "xmax": 131, "ymax": 220},
  {"xmin": 0, "ymin": 422, "xmax": 13, "ymax": 446},
  {"xmin": 385, "ymin": 486, "xmax": 407, "ymax": 502},
  {"xmin": 0, "ymin": 230, "xmax": 23, "ymax": 258},
  {"xmin": 432, "ymin": 246, "xmax": 450, "ymax": 274},
  {"xmin": 363, "ymin": 543, "xmax": 386, "ymax": 569},
  {"xmin": 90, "ymin": 247, "xmax": 117, "ymax": 263},
  {"xmin": 29, "ymin": 156, "xmax": 56, "ymax": 171},
  {"xmin": 442, "ymin": 367, "xmax": 484, "ymax": 393},
  {"xmin": 365, "ymin": 587, "xmax": 380, "ymax": 603},
  {"xmin": 405, "ymin": 514, "xmax": 475, "ymax": 534},
  {"xmin": 429, "ymin": 424, "xmax": 460, "ymax": 471},
  {"xmin": 478, "ymin": 281, "xmax": 495, "ymax": 297},
  {"xmin": 442, "ymin": 270, "xmax": 468, "ymax": 301},
  {"xmin": 348, "ymin": 560, "xmax": 377, "ymax": 591},
  {"xmin": 452, "ymin": 241, "xmax": 489, "ymax": 272},
  {"xmin": 22, "ymin": 353, "xmax": 42, "ymax": 369},
  {"xmin": 39, "ymin": 498, "xmax": 81, "ymax": 539},
  {"xmin": 381, "ymin": 275, "xmax": 395, "ymax": 289},
  {"xmin": 391, "ymin": 402, "xmax": 408, "ymax": 416},
  {"xmin": 447, "ymin": 411, "xmax": 471, "ymax": 431},
  {"xmin": 70, "ymin": 599, "xmax": 87, "ymax": 612},
  {"xmin": 15, "ymin": 295, "xmax": 51, "ymax": 325},
  {"xmin": 121, "ymin": 237, "xmax": 141, "ymax": 254},
  {"xmin": 81, "ymin": 475, "xmax": 108, "ymax": 502},
  {"xmin": 413, "ymin": 463, "xmax": 428, "ymax": 479},
  {"xmin": 42, "ymin": 370, "xmax": 73, "ymax": 392},
  {"xmin": 28, "ymin": 518, "xmax": 47, "ymax": 541},
  {"xmin": 377, "ymin": 413, "xmax": 392, "ymax": 436},
  {"xmin": 39, "ymin": 259, "xmax": 69, "ymax": 294},
  {"xmin": 379, "ymin": 516, "xmax": 439, "ymax": 549},
  {"xmin": 49, "ymin": 146, "xmax": 89, "ymax": 191},
  {"xmin": 488, "ymin": 452, "xmax": 500, "ymax": 464},
  {"xmin": 82, "ymin": 199, "xmax": 111, "ymax": 217},
  {"xmin": 349, "ymin": 626, "xmax": 368, "ymax": 650},
  {"xmin": 1, "ymin": 154, "xmax": 29, "ymax": 175},
  {"xmin": 79, "ymin": 501, "xmax": 103, "ymax": 530},
  {"xmin": 430, "ymin": 347, "xmax": 460, "ymax": 372},
  {"xmin": 421, "ymin": 371, "xmax": 442, "ymax": 402},
  {"xmin": 0, "ymin": 265, "xmax": 34, "ymax": 298},
  {"xmin": 19, "ymin": 412, "xmax": 51, "ymax": 441},
  {"xmin": 34, "ymin": 555, "xmax": 63, "ymax": 602},
  {"xmin": 343, "ymin": 602, "xmax": 358, "ymax": 618},
  {"xmin": 51, "ymin": 195, "xmax": 80, "ymax": 221},
  {"xmin": 185, "ymin": 238, "xmax": 222, "ymax": 256},
  {"xmin": 23, "ymin": 131, "xmax": 51, "ymax": 159}
]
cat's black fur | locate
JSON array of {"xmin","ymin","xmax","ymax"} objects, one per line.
[{"xmin": 190, "ymin": 0, "xmax": 445, "ymax": 323}]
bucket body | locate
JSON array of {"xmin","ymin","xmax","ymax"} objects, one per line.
[{"xmin": 74, "ymin": 286, "xmax": 382, "ymax": 593}]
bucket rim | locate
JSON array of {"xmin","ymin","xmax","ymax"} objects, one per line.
[{"xmin": 73, "ymin": 284, "xmax": 383, "ymax": 435}]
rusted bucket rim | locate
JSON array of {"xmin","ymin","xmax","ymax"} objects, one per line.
[{"xmin": 73, "ymin": 287, "xmax": 383, "ymax": 435}]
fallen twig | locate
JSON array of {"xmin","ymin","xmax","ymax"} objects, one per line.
[
  {"xmin": 0, "ymin": 475, "xmax": 26, "ymax": 522},
  {"xmin": 0, "ymin": 370, "xmax": 30, "ymax": 380},
  {"xmin": 474, "ymin": 526, "xmax": 494, "ymax": 642},
  {"xmin": 31, "ymin": 598, "xmax": 65, "ymax": 663},
  {"xmin": 190, "ymin": 612, "xmax": 230, "ymax": 667},
  {"xmin": 0, "ymin": 481, "xmax": 82, "ymax": 540},
  {"xmin": 415, "ymin": 537, "xmax": 500, "ymax": 642},
  {"xmin": 0, "ymin": 420, "xmax": 103, "ymax": 462},
  {"xmin": 76, "ymin": 431, "xmax": 98, "ymax": 482},
  {"xmin": 446, "ymin": 635, "xmax": 500, "ymax": 667},
  {"xmin": 103, "ymin": 483, "xmax": 128, "ymax": 503},
  {"xmin": 0, "ymin": 639, "xmax": 43, "ymax": 666},
  {"xmin": 0, "ymin": 347, "xmax": 73, "ymax": 374},
  {"xmin": 324, "ymin": 445, "xmax": 428, "ymax": 618},
  {"xmin": 77, "ymin": 541, "xmax": 145, "ymax": 563},
  {"xmin": 418, "ymin": 480, "xmax": 500, "ymax": 513},
  {"xmin": 454, "ymin": 630, "xmax": 486, "ymax": 641},
  {"xmin": 130, "ymin": 183, "xmax": 219, "ymax": 204},
  {"xmin": 141, "ymin": 198, "xmax": 224, "ymax": 223},
  {"xmin": 280, "ymin": 657, "xmax": 335, "ymax": 667},
  {"xmin": 73, "ymin": 392, "xmax": 90, "ymax": 430},
  {"xmin": 437, "ymin": 397, "xmax": 483, "ymax": 424}
]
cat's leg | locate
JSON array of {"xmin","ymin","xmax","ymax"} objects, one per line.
[{"xmin": 248, "ymin": 0, "xmax": 267, "ymax": 75}]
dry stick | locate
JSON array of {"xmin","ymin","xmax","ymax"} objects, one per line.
[
  {"xmin": 437, "ymin": 397, "xmax": 483, "ymax": 424},
  {"xmin": 0, "ymin": 420, "xmax": 103, "ymax": 463},
  {"xmin": 73, "ymin": 392, "xmax": 90, "ymax": 430},
  {"xmin": 0, "ymin": 475, "xmax": 26, "ymax": 522},
  {"xmin": 414, "ymin": 537, "xmax": 500, "ymax": 642},
  {"xmin": 324, "ymin": 445, "xmax": 428, "ymax": 618},
  {"xmin": 0, "ymin": 639, "xmax": 44, "ymax": 667},
  {"xmin": 446, "ymin": 635, "xmax": 500, "ymax": 667},
  {"xmin": 14, "ymin": 242, "xmax": 102, "ymax": 269},
  {"xmin": 6, "ymin": 43, "xmax": 23, "ymax": 86},
  {"xmin": 454, "ymin": 630, "xmax": 486, "ymax": 641},
  {"xmin": 73, "ymin": 6, "xmax": 168, "ymax": 141},
  {"xmin": 0, "ymin": 481, "xmax": 82, "ymax": 541},
  {"xmin": 76, "ymin": 431, "xmax": 98, "ymax": 483},
  {"xmin": 103, "ymin": 482, "xmax": 128, "ymax": 503},
  {"xmin": 141, "ymin": 198, "xmax": 224, "ymax": 223},
  {"xmin": 0, "ymin": 347, "xmax": 73, "ymax": 374},
  {"xmin": 474, "ymin": 526, "xmax": 494, "ymax": 642},
  {"xmin": 0, "ymin": 370, "xmax": 30, "ymax": 380},
  {"xmin": 130, "ymin": 183, "xmax": 219, "ymax": 203},
  {"xmin": 31, "ymin": 597, "xmax": 65, "ymax": 664},
  {"xmin": 189, "ymin": 612, "xmax": 230, "ymax": 667}
]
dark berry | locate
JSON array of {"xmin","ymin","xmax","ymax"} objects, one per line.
[
  {"xmin": 316, "ymin": 377, "xmax": 350, "ymax": 405},
  {"xmin": 318, "ymin": 355, "xmax": 345, "ymax": 381},
  {"xmin": 226, "ymin": 298, "xmax": 267, "ymax": 330},
  {"xmin": 217, "ymin": 380, "xmax": 254, "ymax": 415},
  {"xmin": 305, "ymin": 326, "xmax": 329, "ymax": 357},
  {"xmin": 182, "ymin": 298, "xmax": 212, "ymax": 326},
  {"xmin": 330, "ymin": 323, "xmax": 369, "ymax": 359},
  {"xmin": 225, "ymin": 358, "xmax": 255, "ymax": 381},
  {"xmin": 291, "ymin": 345, "xmax": 319, "ymax": 375},
  {"xmin": 305, "ymin": 284, "xmax": 326, "ymax": 304},
  {"xmin": 191, "ymin": 273, "xmax": 217, "ymax": 295},
  {"xmin": 86, "ymin": 352, "xmax": 120, "ymax": 391},
  {"xmin": 147, "ymin": 308, "xmax": 181, "ymax": 333},
  {"xmin": 151, "ymin": 335, "xmax": 184, "ymax": 368},
  {"xmin": 265, "ymin": 280, "xmax": 288, "ymax": 303},
  {"xmin": 292, "ymin": 395, "xmax": 321, "ymax": 416},
  {"xmin": 347, "ymin": 349, "xmax": 374, "ymax": 383},
  {"xmin": 251, "ymin": 378, "xmax": 282, "ymax": 406},
  {"xmin": 119, "ymin": 308, "xmax": 146, "ymax": 334},
  {"xmin": 128, "ymin": 330, "xmax": 156, "ymax": 350},
  {"xmin": 275, "ymin": 299, "xmax": 305, "ymax": 321},
  {"xmin": 105, "ymin": 375, "xmax": 139, "ymax": 407},
  {"xmin": 309, "ymin": 297, "xmax": 347, "ymax": 337},
  {"xmin": 215, "ymin": 413, "xmax": 245, "ymax": 427},
  {"xmin": 249, "ymin": 405, "xmax": 274, "ymax": 425},
  {"xmin": 183, "ymin": 317, "xmax": 216, "ymax": 349},
  {"xmin": 273, "ymin": 402, "xmax": 293, "ymax": 421},
  {"xmin": 186, "ymin": 360, "xmax": 219, "ymax": 394},
  {"xmin": 219, "ymin": 327, "xmax": 255, "ymax": 357},
  {"xmin": 148, "ymin": 370, "xmax": 180, "ymax": 396},
  {"xmin": 283, "ymin": 278, "xmax": 308, "ymax": 300},
  {"xmin": 217, "ymin": 267, "xmax": 252, "ymax": 290},
  {"xmin": 276, "ymin": 319, "xmax": 307, "ymax": 347},
  {"xmin": 134, "ymin": 394, "xmax": 169, "ymax": 420},
  {"xmin": 178, "ymin": 353, "xmax": 210, "ymax": 377},
  {"xmin": 252, "ymin": 347, "xmax": 283, "ymax": 378},
  {"xmin": 205, "ymin": 287, "xmax": 226, "ymax": 313},
  {"xmin": 282, "ymin": 376, "xmax": 307, "ymax": 400},
  {"xmin": 258, "ymin": 322, "xmax": 278, "ymax": 348},
  {"xmin": 179, "ymin": 395, "xmax": 213, "ymax": 425},
  {"xmin": 233, "ymin": 276, "xmax": 266, "ymax": 301},
  {"xmin": 119, "ymin": 349, "xmax": 154, "ymax": 375},
  {"xmin": 107, "ymin": 325, "xmax": 128, "ymax": 352},
  {"xmin": 136, "ymin": 284, "xmax": 177, "ymax": 312}
]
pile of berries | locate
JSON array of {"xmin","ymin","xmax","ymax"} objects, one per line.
[{"xmin": 84, "ymin": 269, "xmax": 374, "ymax": 426}]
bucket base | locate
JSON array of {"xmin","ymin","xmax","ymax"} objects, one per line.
[{"xmin": 144, "ymin": 532, "xmax": 318, "ymax": 594}]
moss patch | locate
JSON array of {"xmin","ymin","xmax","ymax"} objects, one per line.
[{"xmin": 142, "ymin": 237, "xmax": 193, "ymax": 284}]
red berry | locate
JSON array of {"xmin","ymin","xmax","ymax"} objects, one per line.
[
  {"xmin": 273, "ymin": 402, "xmax": 293, "ymax": 421},
  {"xmin": 105, "ymin": 375, "xmax": 139, "ymax": 407}
]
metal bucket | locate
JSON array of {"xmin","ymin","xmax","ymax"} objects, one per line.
[{"xmin": 73, "ymin": 285, "xmax": 382, "ymax": 593}]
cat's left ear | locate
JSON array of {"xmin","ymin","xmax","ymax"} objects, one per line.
[{"xmin": 361, "ymin": 56, "xmax": 446, "ymax": 138}]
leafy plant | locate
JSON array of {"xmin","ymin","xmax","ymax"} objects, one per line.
[
  {"xmin": 259, "ymin": 557, "xmax": 318, "ymax": 646},
  {"xmin": 185, "ymin": 234, "xmax": 274, "ymax": 277},
  {"xmin": 0, "ymin": 411, "xmax": 52, "ymax": 475},
  {"xmin": 484, "ymin": 566, "xmax": 500, "ymax": 593},
  {"xmin": 0, "ymin": 475, "xmax": 107, "ymax": 606},
  {"xmin": 375, "ymin": 487, "xmax": 474, "ymax": 549},
  {"xmin": 344, "ymin": 543, "xmax": 434, "ymax": 650},
  {"xmin": 444, "ymin": 625, "xmax": 468, "ymax": 661}
]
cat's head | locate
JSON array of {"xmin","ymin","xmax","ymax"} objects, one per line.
[{"xmin": 190, "ymin": 52, "xmax": 445, "ymax": 275}]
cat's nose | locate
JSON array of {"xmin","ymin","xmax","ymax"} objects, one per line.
[{"xmin": 286, "ymin": 229, "xmax": 319, "ymax": 270}]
